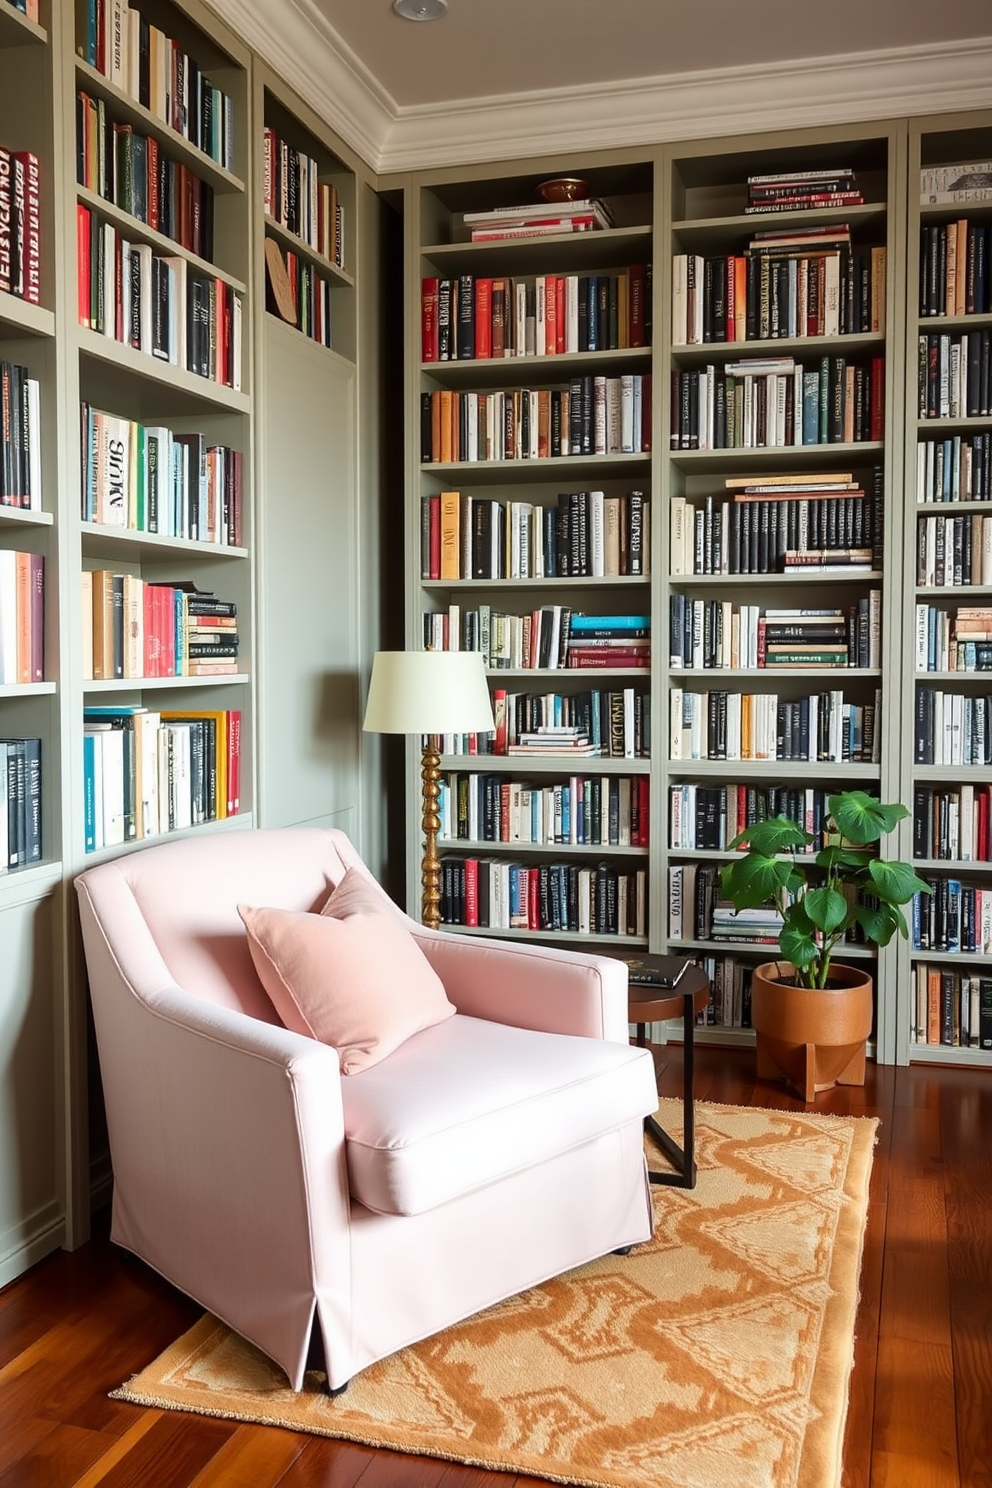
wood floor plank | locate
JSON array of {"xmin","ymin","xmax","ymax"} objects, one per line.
[
  {"xmin": 870, "ymin": 1340, "xmax": 959, "ymax": 1488},
  {"xmin": 0, "ymin": 1422, "xmax": 121, "ymax": 1488},
  {"xmin": 188, "ymin": 1424, "xmax": 308, "ymax": 1486},
  {"xmin": 270, "ymin": 1437, "xmax": 378, "ymax": 1488},
  {"xmin": 82, "ymin": 1412, "xmax": 236, "ymax": 1488}
]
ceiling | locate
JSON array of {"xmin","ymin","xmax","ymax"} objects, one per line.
[
  {"xmin": 309, "ymin": 0, "xmax": 992, "ymax": 111},
  {"xmin": 215, "ymin": 0, "xmax": 992, "ymax": 172}
]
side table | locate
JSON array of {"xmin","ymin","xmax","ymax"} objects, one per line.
[{"xmin": 628, "ymin": 964, "xmax": 711, "ymax": 1190}]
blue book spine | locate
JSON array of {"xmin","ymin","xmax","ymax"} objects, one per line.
[
  {"xmin": 83, "ymin": 733, "xmax": 96, "ymax": 854},
  {"xmin": 568, "ymin": 614, "xmax": 651, "ymax": 631}
]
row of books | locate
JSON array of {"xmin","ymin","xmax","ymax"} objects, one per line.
[
  {"xmin": 671, "ymin": 238, "xmax": 885, "ymax": 344},
  {"xmin": 438, "ymin": 772, "xmax": 650, "ymax": 849},
  {"xmin": 669, "ymin": 783, "xmax": 838, "ymax": 853},
  {"xmin": 745, "ymin": 167, "xmax": 863, "ymax": 214},
  {"xmin": 421, "ymin": 267, "xmax": 649, "ymax": 363},
  {"xmin": 669, "ymin": 474, "xmax": 884, "ymax": 577},
  {"xmin": 0, "ymin": 550, "xmax": 44, "ymax": 685},
  {"xmin": 443, "ymin": 685, "xmax": 649, "ymax": 761},
  {"xmin": 421, "ymin": 376, "xmax": 652, "ymax": 464},
  {"xmin": 0, "ymin": 738, "xmax": 41, "ymax": 871},
  {"xmin": 669, "ymin": 354, "xmax": 885, "ymax": 451},
  {"xmin": 77, "ymin": 0, "xmax": 235, "ymax": 172},
  {"xmin": 919, "ymin": 221, "xmax": 989, "ymax": 318},
  {"xmin": 265, "ymin": 248, "xmax": 333, "ymax": 348},
  {"xmin": 914, "ymin": 687, "xmax": 992, "ymax": 766},
  {"xmin": 915, "ymin": 605, "xmax": 992, "ymax": 673},
  {"xmin": 0, "ymin": 148, "xmax": 40, "ymax": 304},
  {"xmin": 80, "ymin": 404, "xmax": 244, "ymax": 545},
  {"xmin": 669, "ymin": 596, "xmax": 882, "ymax": 671},
  {"xmin": 917, "ymin": 434, "xmax": 992, "ymax": 504},
  {"xmin": 77, "ymin": 205, "xmax": 243, "ymax": 388},
  {"xmin": 262, "ymin": 127, "xmax": 344, "ymax": 268},
  {"xmin": 912, "ymin": 783, "xmax": 992, "ymax": 862},
  {"xmin": 438, "ymin": 855, "xmax": 647, "ymax": 938},
  {"xmin": 916, "ymin": 514, "xmax": 992, "ymax": 589},
  {"xmin": 0, "ymin": 359, "xmax": 41, "ymax": 510},
  {"xmin": 911, "ymin": 963, "xmax": 992, "ymax": 1050},
  {"xmin": 421, "ymin": 489, "xmax": 649, "ymax": 582},
  {"xmin": 689, "ymin": 954, "xmax": 753, "ymax": 1029},
  {"xmin": 82, "ymin": 576, "xmax": 239, "ymax": 681},
  {"xmin": 669, "ymin": 686, "xmax": 881, "ymax": 763},
  {"xmin": 83, "ymin": 705, "xmax": 241, "ymax": 852},
  {"xmin": 461, "ymin": 198, "xmax": 615, "ymax": 240},
  {"xmin": 671, "ymin": 859, "xmax": 869, "ymax": 947},
  {"xmin": 424, "ymin": 607, "xmax": 650, "ymax": 673},
  {"xmin": 912, "ymin": 876, "xmax": 992, "ymax": 955},
  {"xmin": 920, "ymin": 161, "xmax": 992, "ymax": 206},
  {"xmin": 76, "ymin": 90, "xmax": 215, "ymax": 262},
  {"xmin": 917, "ymin": 331, "xmax": 992, "ymax": 420}
]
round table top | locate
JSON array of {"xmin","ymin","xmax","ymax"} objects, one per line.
[{"xmin": 628, "ymin": 962, "xmax": 710, "ymax": 1024}]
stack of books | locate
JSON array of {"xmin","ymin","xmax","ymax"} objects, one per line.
[
  {"xmin": 505, "ymin": 725, "xmax": 600, "ymax": 758},
  {"xmin": 710, "ymin": 899, "xmax": 784, "ymax": 944},
  {"xmin": 462, "ymin": 198, "xmax": 614, "ymax": 242},
  {"xmin": 745, "ymin": 168, "xmax": 862, "ymax": 214},
  {"xmin": 0, "ymin": 148, "xmax": 41, "ymax": 305},
  {"xmin": 565, "ymin": 613, "xmax": 651, "ymax": 670}
]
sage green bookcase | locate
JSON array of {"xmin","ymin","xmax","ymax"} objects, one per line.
[
  {"xmin": 400, "ymin": 148, "xmax": 659, "ymax": 947},
  {"xmin": 895, "ymin": 109, "xmax": 992, "ymax": 1070}
]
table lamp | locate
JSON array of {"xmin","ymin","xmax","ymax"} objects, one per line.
[{"xmin": 363, "ymin": 650, "xmax": 495, "ymax": 929}]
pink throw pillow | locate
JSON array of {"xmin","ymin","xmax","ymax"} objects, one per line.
[{"xmin": 238, "ymin": 872, "xmax": 455, "ymax": 1073}]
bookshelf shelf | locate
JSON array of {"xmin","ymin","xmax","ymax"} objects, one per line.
[
  {"xmin": 73, "ymin": 58, "xmax": 247, "ymax": 196},
  {"xmin": 263, "ymin": 215, "xmax": 353, "ymax": 288},
  {"xmin": 439, "ymin": 839, "xmax": 650, "ymax": 859},
  {"xmin": 0, "ymin": 0, "xmax": 44, "ymax": 47},
  {"xmin": 0, "ymin": 508, "xmax": 53, "ymax": 529},
  {"xmin": 0, "ymin": 681, "xmax": 56, "ymax": 698},
  {"xmin": 422, "ymin": 345, "xmax": 653, "ymax": 383},
  {"xmin": 439, "ymin": 754, "xmax": 651, "ymax": 776},
  {"xmin": 438, "ymin": 923, "xmax": 650, "ymax": 948},
  {"xmin": 74, "ymin": 186, "xmax": 247, "ymax": 294},
  {"xmin": 83, "ymin": 673, "xmax": 250, "ymax": 694},
  {"xmin": 77, "ymin": 330, "xmax": 249, "ymax": 411},
  {"xmin": 0, "ymin": 296, "xmax": 55, "ymax": 337}
]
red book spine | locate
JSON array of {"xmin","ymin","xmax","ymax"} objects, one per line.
[
  {"xmin": 421, "ymin": 276, "xmax": 439, "ymax": 362},
  {"xmin": 474, "ymin": 276, "xmax": 492, "ymax": 359},
  {"xmin": 493, "ymin": 687, "xmax": 507, "ymax": 755},
  {"xmin": 76, "ymin": 202, "xmax": 91, "ymax": 327},
  {"xmin": 528, "ymin": 866, "xmax": 540, "ymax": 928},
  {"xmin": 29, "ymin": 552, "xmax": 44, "ymax": 682},
  {"xmin": 13, "ymin": 152, "xmax": 41, "ymax": 305},
  {"xmin": 0, "ymin": 148, "xmax": 11, "ymax": 297},
  {"xmin": 229, "ymin": 710, "xmax": 241, "ymax": 813},
  {"xmin": 544, "ymin": 274, "xmax": 557, "ymax": 355},
  {"xmin": 555, "ymin": 274, "xmax": 565, "ymax": 354},
  {"xmin": 463, "ymin": 858, "xmax": 479, "ymax": 926},
  {"xmin": 870, "ymin": 357, "xmax": 885, "ymax": 441}
]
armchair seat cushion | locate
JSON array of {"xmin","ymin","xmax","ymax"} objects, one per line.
[{"xmin": 341, "ymin": 1013, "xmax": 657, "ymax": 1217}]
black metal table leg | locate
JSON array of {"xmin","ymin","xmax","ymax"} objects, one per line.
[{"xmin": 638, "ymin": 989, "xmax": 697, "ymax": 1189}]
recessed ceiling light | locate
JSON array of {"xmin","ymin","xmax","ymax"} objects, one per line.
[{"xmin": 393, "ymin": 0, "xmax": 448, "ymax": 19}]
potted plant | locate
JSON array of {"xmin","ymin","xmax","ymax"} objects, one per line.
[{"xmin": 719, "ymin": 790, "xmax": 930, "ymax": 1101}]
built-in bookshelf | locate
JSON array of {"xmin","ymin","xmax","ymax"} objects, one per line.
[
  {"xmin": 259, "ymin": 80, "xmax": 355, "ymax": 360},
  {"xmin": 660, "ymin": 124, "xmax": 904, "ymax": 1056},
  {"xmin": 899, "ymin": 111, "xmax": 992, "ymax": 1068},
  {"xmin": 0, "ymin": 0, "xmax": 375, "ymax": 1295},
  {"xmin": 65, "ymin": 0, "xmax": 254, "ymax": 870},
  {"xmin": 405, "ymin": 152, "xmax": 656, "ymax": 946}
]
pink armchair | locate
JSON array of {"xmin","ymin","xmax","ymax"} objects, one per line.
[{"xmin": 75, "ymin": 827, "xmax": 657, "ymax": 1391}]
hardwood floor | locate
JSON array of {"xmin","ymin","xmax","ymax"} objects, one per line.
[{"xmin": 1, "ymin": 1048, "xmax": 990, "ymax": 1488}]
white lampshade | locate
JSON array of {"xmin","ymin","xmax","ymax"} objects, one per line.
[{"xmin": 363, "ymin": 650, "xmax": 495, "ymax": 736}]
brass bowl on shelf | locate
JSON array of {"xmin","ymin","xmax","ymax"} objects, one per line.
[{"xmin": 536, "ymin": 176, "xmax": 591, "ymax": 202}]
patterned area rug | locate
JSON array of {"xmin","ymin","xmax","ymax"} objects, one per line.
[{"xmin": 112, "ymin": 1100, "xmax": 878, "ymax": 1488}]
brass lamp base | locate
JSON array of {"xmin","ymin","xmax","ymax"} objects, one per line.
[{"xmin": 420, "ymin": 736, "xmax": 442, "ymax": 930}]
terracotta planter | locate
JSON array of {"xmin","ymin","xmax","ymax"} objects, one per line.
[{"xmin": 750, "ymin": 960, "xmax": 874, "ymax": 1103}]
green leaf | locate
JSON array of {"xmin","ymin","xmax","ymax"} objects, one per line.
[
  {"xmin": 804, "ymin": 884, "xmax": 851, "ymax": 935},
  {"xmin": 726, "ymin": 815, "xmax": 812, "ymax": 856},
  {"xmin": 852, "ymin": 900, "xmax": 902, "ymax": 947},
  {"xmin": 868, "ymin": 859, "xmax": 933, "ymax": 906},
  {"xmin": 720, "ymin": 853, "xmax": 795, "ymax": 910},
  {"xmin": 779, "ymin": 921, "xmax": 820, "ymax": 971},
  {"xmin": 815, "ymin": 845, "xmax": 873, "ymax": 874},
  {"xmin": 828, "ymin": 792, "xmax": 909, "ymax": 846}
]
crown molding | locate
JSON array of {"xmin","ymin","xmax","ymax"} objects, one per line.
[
  {"xmin": 379, "ymin": 38, "xmax": 992, "ymax": 175},
  {"xmin": 210, "ymin": 2, "xmax": 992, "ymax": 177},
  {"xmin": 207, "ymin": 0, "xmax": 395, "ymax": 168}
]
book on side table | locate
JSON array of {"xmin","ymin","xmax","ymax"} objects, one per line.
[{"xmin": 622, "ymin": 954, "xmax": 690, "ymax": 989}]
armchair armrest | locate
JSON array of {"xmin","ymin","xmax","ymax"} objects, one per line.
[{"xmin": 409, "ymin": 926, "xmax": 630, "ymax": 1042}]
